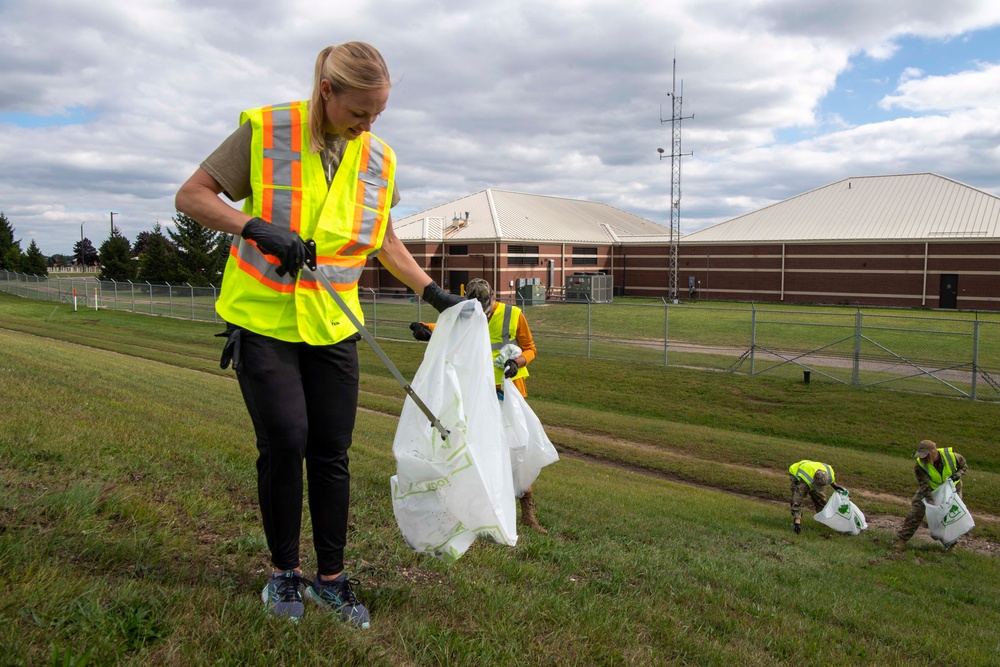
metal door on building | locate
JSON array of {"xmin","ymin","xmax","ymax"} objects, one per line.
[
  {"xmin": 939, "ymin": 274, "xmax": 958, "ymax": 309},
  {"xmin": 448, "ymin": 270, "xmax": 469, "ymax": 295}
]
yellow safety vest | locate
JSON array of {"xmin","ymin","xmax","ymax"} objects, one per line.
[
  {"xmin": 489, "ymin": 302, "xmax": 530, "ymax": 385},
  {"xmin": 215, "ymin": 100, "xmax": 395, "ymax": 345},
  {"xmin": 788, "ymin": 460, "xmax": 835, "ymax": 489},
  {"xmin": 917, "ymin": 447, "xmax": 959, "ymax": 490}
]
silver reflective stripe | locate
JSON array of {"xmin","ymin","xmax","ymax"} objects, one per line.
[
  {"xmin": 318, "ymin": 264, "xmax": 364, "ymax": 285},
  {"xmin": 821, "ymin": 464, "xmax": 833, "ymax": 484},
  {"xmin": 941, "ymin": 448, "xmax": 956, "ymax": 475},
  {"xmin": 339, "ymin": 136, "xmax": 389, "ymax": 256},
  {"xmin": 796, "ymin": 468, "xmax": 814, "ymax": 485},
  {"xmin": 491, "ymin": 304, "xmax": 514, "ymax": 351},
  {"xmin": 263, "ymin": 106, "xmax": 298, "ymax": 228},
  {"xmin": 232, "ymin": 237, "xmax": 296, "ymax": 285},
  {"xmin": 265, "ymin": 150, "xmax": 296, "ymax": 186}
]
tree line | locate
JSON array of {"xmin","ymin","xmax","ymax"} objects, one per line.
[{"xmin": 0, "ymin": 211, "xmax": 231, "ymax": 287}]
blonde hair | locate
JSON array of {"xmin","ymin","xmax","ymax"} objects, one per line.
[{"xmin": 309, "ymin": 42, "xmax": 391, "ymax": 153}]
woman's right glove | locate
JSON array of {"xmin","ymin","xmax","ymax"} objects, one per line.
[
  {"xmin": 422, "ymin": 281, "xmax": 464, "ymax": 312},
  {"xmin": 410, "ymin": 322, "xmax": 432, "ymax": 341},
  {"xmin": 241, "ymin": 217, "xmax": 309, "ymax": 276}
]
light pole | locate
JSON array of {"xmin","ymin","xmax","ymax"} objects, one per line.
[
  {"xmin": 79, "ymin": 222, "xmax": 85, "ymax": 271},
  {"xmin": 110, "ymin": 211, "xmax": 118, "ymax": 234}
]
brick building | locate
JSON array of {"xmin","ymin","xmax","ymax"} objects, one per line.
[{"xmin": 367, "ymin": 174, "xmax": 1000, "ymax": 311}]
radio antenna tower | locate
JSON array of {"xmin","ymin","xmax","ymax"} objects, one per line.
[{"xmin": 658, "ymin": 58, "xmax": 693, "ymax": 302}]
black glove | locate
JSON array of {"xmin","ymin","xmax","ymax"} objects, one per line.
[
  {"xmin": 833, "ymin": 484, "xmax": 846, "ymax": 493},
  {"xmin": 241, "ymin": 217, "xmax": 309, "ymax": 276},
  {"xmin": 410, "ymin": 322, "xmax": 432, "ymax": 342},
  {"xmin": 504, "ymin": 359, "xmax": 519, "ymax": 378},
  {"xmin": 950, "ymin": 473, "xmax": 961, "ymax": 483},
  {"xmin": 422, "ymin": 281, "xmax": 465, "ymax": 313},
  {"xmin": 214, "ymin": 326, "xmax": 242, "ymax": 372},
  {"xmin": 793, "ymin": 522, "xmax": 801, "ymax": 535}
]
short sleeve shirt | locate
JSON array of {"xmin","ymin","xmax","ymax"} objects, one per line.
[{"xmin": 200, "ymin": 121, "xmax": 401, "ymax": 207}]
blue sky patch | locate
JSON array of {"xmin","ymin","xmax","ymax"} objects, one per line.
[{"xmin": 0, "ymin": 106, "xmax": 98, "ymax": 128}]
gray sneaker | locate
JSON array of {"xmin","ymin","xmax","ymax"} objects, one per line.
[
  {"xmin": 262, "ymin": 570, "xmax": 304, "ymax": 622},
  {"xmin": 305, "ymin": 573, "xmax": 370, "ymax": 629}
]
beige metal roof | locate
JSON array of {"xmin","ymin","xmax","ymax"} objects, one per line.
[
  {"xmin": 681, "ymin": 173, "xmax": 1000, "ymax": 244},
  {"xmin": 393, "ymin": 189, "xmax": 671, "ymax": 244}
]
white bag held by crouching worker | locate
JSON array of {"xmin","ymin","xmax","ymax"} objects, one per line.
[
  {"xmin": 390, "ymin": 300, "xmax": 518, "ymax": 564},
  {"xmin": 500, "ymin": 377, "xmax": 559, "ymax": 497},
  {"xmin": 814, "ymin": 489, "xmax": 867, "ymax": 535},
  {"xmin": 923, "ymin": 479, "xmax": 975, "ymax": 547}
]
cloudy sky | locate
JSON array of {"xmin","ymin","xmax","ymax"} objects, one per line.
[{"xmin": 2, "ymin": 0, "xmax": 999, "ymax": 256}]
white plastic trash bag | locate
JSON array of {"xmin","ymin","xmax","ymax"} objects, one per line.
[
  {"xmin": 390, "ymin": 300, "xmax": 517, "ymax": 564},
  {"xmin": 500, "ymin": 377, "xmax": 559, "ymax": 497},
  {"xmin": 495, "ymin": 343, "xmax": 522, "ymax": 370},
  {"xmin": 813, "ymin": 489, "xmax": 867, "ymax": 535},
  {"xmin": 923, "ymin": 479, "xmax": 974, "ymax": 546}
]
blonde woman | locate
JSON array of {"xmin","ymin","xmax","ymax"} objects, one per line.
[{"xmin": 176, "ymin": 43, "xmax": 461, "ymax": 627}]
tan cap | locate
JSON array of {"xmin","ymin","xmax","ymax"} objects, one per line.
[{"xmin": 914, "ymin": 440, "xmax": 937, "ymax": 459}]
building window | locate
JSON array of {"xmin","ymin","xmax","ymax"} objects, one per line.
[
  {"xmin": 449, "ymin": 245, "xmax": 469, "ymax": 256},
  {"xmin": 508, "ymin": 245, "xmax": 539, "ymax": 266},
  {"xmin": 572, "ymin": 246, "xmax": 598, "ymax": 266}
]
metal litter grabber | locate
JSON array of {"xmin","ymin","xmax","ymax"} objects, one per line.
[{"xmin": 297, "ymin": 240, "xmax": 451, "ymax": 440}]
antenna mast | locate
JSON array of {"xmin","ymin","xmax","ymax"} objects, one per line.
[{"xmin": 658, "ymin": 58, "xmax": 693, "ymax": 302}]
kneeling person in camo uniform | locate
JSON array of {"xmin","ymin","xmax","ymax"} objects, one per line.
[
  {"xmin": 788, "ymin": 460, "xmax": 845, "ymax": 534},
  {"xmin": 894, "ymin": 439, "xmax": 969, "ymax": 550}
]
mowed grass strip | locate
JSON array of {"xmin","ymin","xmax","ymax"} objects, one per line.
[{"xmin": 2, "ymin": 293, "xmax": 1000, "ymax": 664}]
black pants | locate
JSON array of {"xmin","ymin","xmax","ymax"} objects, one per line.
[{"xmin": 235, "ymin": 330, "xmax": 360, "ymax": 575}]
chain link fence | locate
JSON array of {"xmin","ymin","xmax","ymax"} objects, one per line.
[{"xmin": 4, "ymin": 270, "xmax": 999, "ymax": 401}]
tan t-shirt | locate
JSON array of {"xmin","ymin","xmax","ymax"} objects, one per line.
[{"xmin": 201, "ymin": 121, "xmax": 401, "ymax": 207}]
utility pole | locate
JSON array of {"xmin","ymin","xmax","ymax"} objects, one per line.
[{"xmin": 658, "ymin": 58, "xmax": 693, "ymax": 303}]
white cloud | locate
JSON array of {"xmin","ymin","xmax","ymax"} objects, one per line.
[{"xmin": 881, "ymin": 63, "xmax": 1000, "ymax": 111}]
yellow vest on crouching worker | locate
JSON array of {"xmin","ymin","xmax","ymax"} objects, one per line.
[
  {"xmin": 215, "ymin": 100, "xmax": 395, "ymax": 345},
  {"xmin": 788, "ymin": 460, "xmax": 835, "ymax": 489},
  {"xmin": 489, "ymin": 302, "xmax": 530, "ymax": 385},
  {"xmin": 917, "ymin": 447, "xmax": 959, "ymax": 490}
]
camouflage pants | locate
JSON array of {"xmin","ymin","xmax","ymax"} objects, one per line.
[
  {"xmin": 790, "ymin": 477, "xmax": 827, "ymax": 520},
  {"xmin": 897, "ymin": 483, "xmax": 964, "ymax": 541}
]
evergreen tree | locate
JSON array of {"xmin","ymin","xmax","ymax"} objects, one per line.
[
  {"xmin": 133, "ymin": 231, "xmax": 151, "ymax": 257},
  {"xmin": 137, "ymin": 223, "xmax": 181, "ymax": 283},
  {"xmin": 72, "ymin": 238, "xmax": 99, "ymax": 269},
  {"xmin": 0, "ymin": 211, "xmax": 24, "ymax": 271},
  {"xmin": 166, "ymin": 212, "xmax": 228, "ymax": 286},
  {"xmin": 22, "ymin": 240, "xmax": 48, "ymax": 276},
  {"xmin": 98, "ymin": 229, "xmax": 136, "ymax": 281}
]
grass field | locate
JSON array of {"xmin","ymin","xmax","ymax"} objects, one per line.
[{"xmin": 1, "ymin": 291, "xmax": 999, "ymax": 666}]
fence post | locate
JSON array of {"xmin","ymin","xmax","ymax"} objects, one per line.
[
  {"xmin": 750, "ymin": 305, "xmax": 757, "ymax": 376},
  {"xmin": 166, "ymin": 282, "xmax": 173, "ymax": 317},
  {"xmin": 586, "ymin": 294, "xmax": 592, "ymax": 358},
  {"xmin": 189, "ymin": 283, "xmax": 195, "ymax": 320},
  {"xmin": 128, "ymin": 280, "xmax": 135, "ymax": 313},
  {"xmin": 211, "ymin": 284, "xmax": 219, "ymax": 323},
  {"xmin": 662, "ymin": 297, "xmax": 669, "ymax": 367},
  {"xmin": 971, "ymin": 319, "xmax": 980, "ymax": 401},
  {"xmin": 852, "ymin": 309, "xmax": 863, "ymax": 386},
  {"xmin": 147, "ymin": 281, "xmax": 153, "ymax": 315},
  {"xmin": 112, "ymin": 279, "xmax": 119, "ymax": 311},
  {"xmin": 369, "ymin": 288, "xmax": 377, "ymax": 338}
]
